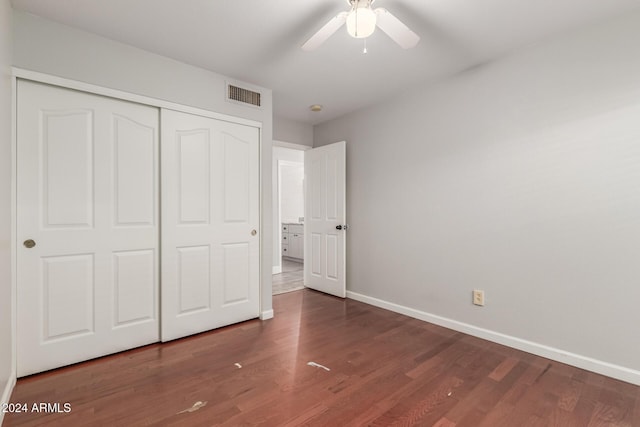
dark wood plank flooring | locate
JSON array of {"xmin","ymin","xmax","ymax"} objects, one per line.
[{"xmin": 4, "ymin": 289, "xmax": 639, "ymax": 426}]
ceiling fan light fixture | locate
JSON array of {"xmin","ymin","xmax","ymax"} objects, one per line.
[
  {"xmin": 301, "ymin": 0, "xmax": 419, "ymax": 51},
  {"xmin": 346, "ymin": 0, "xmax": 376, "ymax": 39}
]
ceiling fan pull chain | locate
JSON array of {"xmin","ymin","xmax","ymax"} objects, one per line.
[
  {"xmin": 355, "ymin": 0, "xmax": 360, "ymax": 37},
  {"xmin": 363, "ymin": 38, "xmax": 368, "ymax": 54}
]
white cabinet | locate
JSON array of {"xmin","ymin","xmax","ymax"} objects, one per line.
[
  {"xmin": 289, "ymin": 231, "xmax": 304, "ymax": 260},
  {"xmin": 281, "ymin": 224, "xmax": 290, "ymax": 257},
  {"xmin": 282, "ymin": 223, "xmax": 304, "ymax": 260}
]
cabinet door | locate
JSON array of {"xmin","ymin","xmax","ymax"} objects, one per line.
[
  {"xmin": 288, "ymin": 234, "xmax": 298, "ymax": 258},
  {"xmin": 289, "ymin": 233, "xmax": 302, "ymax": 259},
  {"xmin": 17, "ymin": 80, "xmax": 160, "ymax": 377},
  {"xmin": 161, "ymin": 109, "xmax": 260, "ymax": 341},
  {"xmin": 289, "ymin": 224, "xmax": 303, "ymax": 234}
]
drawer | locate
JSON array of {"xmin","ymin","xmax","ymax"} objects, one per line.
[
  {"xmin": 281, "ymin": 244, "xmax": 289, "ymax": 256},
  {"xmin": 282, "ymin": 224, "xmax": 288, "ymax": 232},
  {"xmin": 288, "ymin": 224, "xmax": 303, "ymax": 234},
  {"xmin": 281, "ymin": 234, "xmax": 289, "ymax": 244}
]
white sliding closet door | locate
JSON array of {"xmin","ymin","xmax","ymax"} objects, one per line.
[
  {"xmin": 161, "ymin": 109, "xmax": 260, "ymax": 341},
  {"xmin": 17, "ymin": 80, "xmax": 160, "ymax": 377}
]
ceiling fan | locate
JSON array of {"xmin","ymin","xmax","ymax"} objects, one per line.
[{"xmin": 302, "ymin": 0, "xmax": 420, "ymax": 51}]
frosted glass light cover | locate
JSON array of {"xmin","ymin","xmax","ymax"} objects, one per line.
[{"xmin": 346, "ymin": 6, "xmax": 376, "ymax": 38}]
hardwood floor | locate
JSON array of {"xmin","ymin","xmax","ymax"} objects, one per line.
[{"xmin": 4, "ymin": 289, "xmax": 639, "ymax": 426}]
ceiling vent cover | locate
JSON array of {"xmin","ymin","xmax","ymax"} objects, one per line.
[{"xmin": 227, "ymin": 84, "xmax": 261, "ymax": 107}]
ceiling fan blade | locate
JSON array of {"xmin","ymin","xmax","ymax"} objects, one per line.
[
  {"xmin": 374, "ymin": 8, "xmax": 420, "ymax": 49},
  {"xmin": 302, "ymin": 11, "xmax": 349, "ymax": 51}
]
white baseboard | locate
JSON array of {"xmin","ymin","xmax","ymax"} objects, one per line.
[
  {"xmin": 272, "ymin": 266, "xmax": 282, "ymax": 275},
  {"xmin": 347, "ymin": 291, "xmax": 640, "ymax": 386},
  {"xmin": 0, "ymin": 374, "xmax": 17, "ymax": 424},
  {"xmin": 260, "ymin": 309, "xmax": 274, "ymax": 320}
]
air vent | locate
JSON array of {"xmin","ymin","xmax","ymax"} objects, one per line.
[{"xmin": 227, "ymin": 84, "xmax": 261, "ymax": 107}]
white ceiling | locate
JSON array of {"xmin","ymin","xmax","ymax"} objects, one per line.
[{"xmin": 10, "ymin": 0, "xmax": 640, "ymax": 125}]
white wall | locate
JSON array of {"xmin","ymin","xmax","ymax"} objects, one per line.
[
  {"xmin": 273, "ymin": 115, "xmax": 313, "ymax": 147},
  {"xmin": 272, "ymin": 146, "xmax": 305, "ymax": 272},
  {"xmin": 315, "ymin": 11, "xmax": 640, "ymax": 382},
  {"xmin": 0, "ymin": 0, "xmax": 13, "ymax": 415},
  {"xmin": 13, "ymin": 10, "xmax": 274, "ymax": 316},
  {"xmin": 280, "ymin": 163, "xmax": 304, "ymax": 224}
]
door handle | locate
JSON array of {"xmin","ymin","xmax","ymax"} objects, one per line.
[
  {"xmin": 335, "ymin": 225, "xmax": 349, "ymax": 230},
  {"xmin": 23, "ymin": 239, "xmax": 36, "ymax": 248}
]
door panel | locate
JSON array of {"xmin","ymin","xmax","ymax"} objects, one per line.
[
  {"xmin": 17, "ymin": 80, "xmax": 160, "ymax": 377},
  {"xmin": 178, "ymin": 130, "xmax": 211, "ymax": 224},
  {"xmin": 161, "ymin": 109, "xmax": 260, "ymax": 341},
  {"xmin": 42, "ymin": 110, "xmax": 94, "ymax": 228},
  {"xmin": 304, "ymin": 141, "xmax": 347, "ymax": 298},
  {"xmin": 113, "ymin": 249, "xmax": 156, "ymax": 327},
  {"xmin": 42, "ymin": 254, "xmax": 95, "ymax": 341},
  {"xmin": 113, "ymin": 116, "xmax": 156, "ymax": 226},
  {"xmin": 177, "ymin": 245, "xmax": 211, "ymax": 315},
  {"xmin": 326, "ymin": 234, "xmax": 339, "ymax": 280},
  {"xmin": 222, "ymin": 243, "xmax": 251, "ymax": 304},
  {"xmin": 224, "ymin": 133, "xmax": 250, "ymax": 222}
]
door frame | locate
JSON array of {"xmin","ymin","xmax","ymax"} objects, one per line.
[
  {"xmin": 272, "ymin": 140, "xmax": 310, "ymax": 275},
  {"xmin": 10, "ymin": 68, "xmax": 267, "ymax": 381}
]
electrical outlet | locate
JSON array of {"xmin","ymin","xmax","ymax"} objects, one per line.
[{"xmin": 473, "ymin": 290, "xmax": 485, "ymax": 306}]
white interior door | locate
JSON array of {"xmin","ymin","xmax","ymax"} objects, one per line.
[
  {"xmin": 17, "ymin": 80, "xmax": 160, "ymax": 377},
  {"xmin": 161, "ymin": 109, "xmax": 260, "ymax": 341},
  {"xmin": 304, "ymin": 141, "xmax": 346, "ymax": 297}
]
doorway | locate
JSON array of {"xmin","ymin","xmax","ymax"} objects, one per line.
[{"xmin": 272, "ymin": 143, "xmax": 308, "ymax": 295}]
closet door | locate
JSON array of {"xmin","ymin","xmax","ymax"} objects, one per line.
[
  {"xmin": 17, "ymin": 80, "xmax": 160, "ymax": 377},
  {"xmin": 161, "ymin": 109, "xmax": 260, "ymax": 341}
]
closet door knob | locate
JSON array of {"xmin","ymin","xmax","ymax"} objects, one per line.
[
  {"xmin": 251, "ymin": 229, "xmax": 257, "ymax": 236},
  {"xmin": 24, "ymin": 239, "xmax": 36, "ymax": 248}
]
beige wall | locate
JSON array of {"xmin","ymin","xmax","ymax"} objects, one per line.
[
  {"xmin": 274, "ymin": 115, "xmax": 313, "ymax": 147},
  {"xmin": 315, "ymin": 11, "xmax": 640, "ymax": 383}
]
